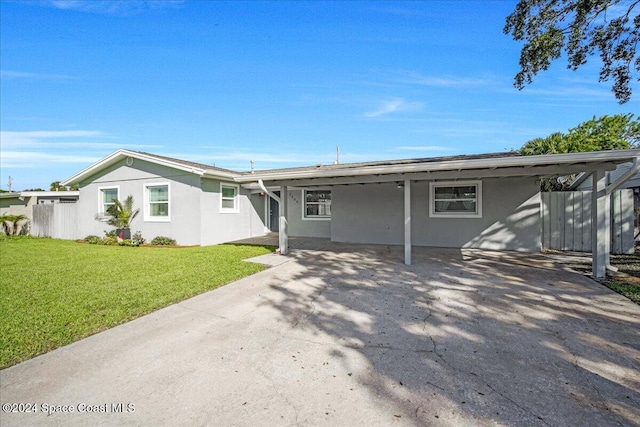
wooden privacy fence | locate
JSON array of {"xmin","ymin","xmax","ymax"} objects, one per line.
[
  {"xmin": 541, "ymin": 190, "xmax": 635, "ymax": 254},
  {"xmin": 32, "ymin": 203, "xmax": 80, "ymax": 240}
]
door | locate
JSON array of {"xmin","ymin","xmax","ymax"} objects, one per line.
[{"xmin": 269, "ymin": 193, "xmax": 280, "ymax": 232}]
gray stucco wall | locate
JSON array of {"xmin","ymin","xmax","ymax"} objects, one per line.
[
  {"xmin": 286, "ymin": 189, "xmax": 331, "ymax": 238},
  {"xmin": 77, "ymin": 159, "xmax": 267, "ymax": 246},
  {"xmin": 331, "ymin": 177, "xmax": 541, "ymax": 251},
  {"xmin": 0, "ymin": 196, "xmax": 31, "ymax": 217},
  {"xmin": 200, "ymin": 179, "xmax": 267, "ymax": 245},
  {"xmin": 77, "ymin": 159, "xmax": 203, "ymax": 245},
  {"xmin": 331, "ymin": 183, "xmax": 403, "ymax": 245}
]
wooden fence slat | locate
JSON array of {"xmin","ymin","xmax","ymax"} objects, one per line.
[
  {"xmin": 32, "ymin": 203, "xmax": 80, "ymax": 240},
  {"xmin": 541, "ymin": 190, "xmax": 633, "ymax": 254}
]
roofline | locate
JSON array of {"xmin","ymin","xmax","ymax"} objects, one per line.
[
  {"xmin": 22, "ymin": 191, "xmax": 80, "ymax": 197},
  {"xmin": 0, "ymin": 192, "xmax": 21, "ymax": 199},
  {"xmin": 61, "ymin": 149, "xmax": 238, "ymax": 186},
  {"xmin": 236, "ymin": 149, "xmax": 640, "ymax": 182},
  {"xmin": 0, "ymin": 191, "xmax": 79, "ymax": 199}
]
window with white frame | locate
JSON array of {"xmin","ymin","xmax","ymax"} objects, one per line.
[
  {"xmin": 429, "ymin": 181, "xmax": 482, "ymax": 218},
  {"xmin": 304, "ymin": 189, "xmax": 331, "ymax": 219},
  {"xmin": 145, "ymin": 183, "xmax": 170, "ymax": 221},
  {"xmin": 220, "ymin": 183, "xmax": 239, "ymax": 213},
  {"xmin": 99, "ymin": 187, "xmax": 119, "ymax": 215}
]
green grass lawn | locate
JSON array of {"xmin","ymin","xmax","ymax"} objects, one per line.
[{"xmin": 0, "ymin": 237, "xmax": 273, "ymax": 369}]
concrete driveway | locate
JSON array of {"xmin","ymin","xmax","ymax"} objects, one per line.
[{"xmin": 1, "ymin": 244, "xmax": 639, "ymax": 426}]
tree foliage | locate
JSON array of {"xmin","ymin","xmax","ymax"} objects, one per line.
[
  {"xmin": 520, "ymin": 113, "xmax": 640, "ymax": 190},
  {"xmin": 504, "ymin": 0, "xmax": 640, "ymax": 103},
  {"xmin": 520, "ymin": 113, "xmax": 640, "ymax": 155},
  {"xmin": 50, "ymin": 181, "xmax": 67, "ymax": 191}
]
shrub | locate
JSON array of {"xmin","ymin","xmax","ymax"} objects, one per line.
[
  {"xmin": 84, "ymin": 235, "xmax": 101, "ymax": 245},
  {"xmin": 150, "ymin": 236, "xmax": 176, "ymax": 246},
  {"xmin": 131, "ymin": 231, "xmax": 145, "ymax": 246},
  {"xmin": 101, "ymin": 236, "xmax": 119, "ymax": 246}
]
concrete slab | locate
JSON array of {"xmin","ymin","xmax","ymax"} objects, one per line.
[{"xmin": 1, "ymin": 245, "xmax": 639, "ymax": 426}]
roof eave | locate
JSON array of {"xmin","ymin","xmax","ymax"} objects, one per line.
[
  {"xmin": 236, "ymin": 149, "xmax": 640, "ymax": 183},
  {"xmin": 61, "ymin": 149, "xmax": 208, "ymax": 186}
]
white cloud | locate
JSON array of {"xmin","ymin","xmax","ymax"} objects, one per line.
[
  {"xmin": 363, "ymin": 98, "xmax": 423, "ymax": 118},
  {"xmin": 398, "ymin": 72, "xmax": 488, "ymax": 88},
  {"xmin": 171, "ymin": 150, "xmax": 332, "ymax": 171},
  {"xmin": 47, "ymin": 1, "xmax": 185, "ymax": 15},
  {"xmin": 0, "ymin": 130, "xmax": 161, "ymax": 151},
  {"xmin": 1, "ymin": 130, "xmax": 104, "ymax": 147},
  {"xmin": 394, "ymin": 145, "xmax": 455, "ymax": 152},
  {"xmin": 0, "ymin": 151, "xmax": 101, "ymax": 168},
  {"xmin": 0, "ymin": 70, "xmax": 72, "ymax": 80}
]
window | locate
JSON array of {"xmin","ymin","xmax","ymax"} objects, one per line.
[
  {"xmin": 304, "ymin": 190, "xmax": 331, "ymax": 219},
  {"xmin": 220, "ymin": 183, "xmax": 239, "ymax": 213},
  {"xmin": 429, "ymin": 181, "xmax": 481, "ymax": 218},
  {"xmin": 145, "ymin": 183, "xmax": 170, "ymax": 221},
  {"xmin": 99, "ymin": 187, "xmax": 119, "ymax": 215}
]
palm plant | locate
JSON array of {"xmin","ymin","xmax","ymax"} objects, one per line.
[
  {"xmin": 104, "ymin": 195, "xmax": 139, "ymax": 231},
  {"xmin": 0, "ymin": 214, "xmax": 29, "ymax": 235}
]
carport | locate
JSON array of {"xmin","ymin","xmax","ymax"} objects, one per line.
[{"xmin": 238, "ymin": 149, "xmax": 640, "ymax": 278}]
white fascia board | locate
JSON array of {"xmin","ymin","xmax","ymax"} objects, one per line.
[
  {"xmin": 202, "ymin": 169, "xmax": 240, "ymax": 180},
  {"xmin": 0, "ymin": 192, "xmax": 21, "ymax": 199},
  {"xmin": 236, "ymin": 149, "xmax": 640, "ymax": 183},
  {"xmin": 61, "ymin": 149, "xmax": 209, "ymax": 186},
  {"xmin": 22, "ymin": 191, "xmax": 80, "ymax": 197}
]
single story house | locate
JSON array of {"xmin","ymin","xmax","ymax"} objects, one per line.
[{"xmin": 62, "ymin": 148, "xmax": 640, "ymax": 278}]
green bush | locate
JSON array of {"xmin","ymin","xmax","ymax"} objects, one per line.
[
  {"xmin": 84, "ymin": 235, "xmax": 102, "ymax": 244},
  {"xmin": 150, "ymin": 236, "xmax": 177, "ymax": 246},
  {"xmin": 101, "ymin": 236, "xmax": 119, "ymax": 246},
  {"xmin": 131, "ymin": 231, "xmax": 145, "ymax": 246}
]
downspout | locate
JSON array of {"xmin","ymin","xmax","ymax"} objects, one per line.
[{"xmin": 258, "ymin": 179, "xmax": 280, "ymax": 203}]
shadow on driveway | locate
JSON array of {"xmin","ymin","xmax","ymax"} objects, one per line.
[
  {"xmin": 267, "ymin": 244, "xmax": 640, "ymax": 426},
  {"xmin": 1, "ymin": 243, "xmax": 638, "ymax": 426}
]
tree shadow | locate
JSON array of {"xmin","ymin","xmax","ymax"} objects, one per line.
[{"xmin": 263, "ymin": 243, "xmax": 640, "ymax": 425}]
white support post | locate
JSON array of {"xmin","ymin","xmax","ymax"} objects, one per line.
[
  {"xmin": 279, "ymin": 185, "xmax": 289, "ymax": 255},
  {"xmin": 404, "ymin": 178, "xmax": 411, "ymax": 265},
  {"xmin": 591, "ymin": 169, "xmax": 607, "ymax": 278}
]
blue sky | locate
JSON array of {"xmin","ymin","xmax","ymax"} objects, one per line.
[{"xmin": 1, "ymin": 0, "xmax": 638, "ymax": 190}]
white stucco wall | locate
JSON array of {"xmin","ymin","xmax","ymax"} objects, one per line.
[{"xmin": 331, "ymin": 177, "xmax": 541, "ymax": 251}]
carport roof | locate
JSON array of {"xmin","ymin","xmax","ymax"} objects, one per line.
[{"xmin": 236, "ymin": 149, "xmax": 640, "ymax": 185}]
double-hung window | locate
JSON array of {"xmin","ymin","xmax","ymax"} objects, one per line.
[
  {"xmin": 99, "ymin": 187, "xmax": 119, "ymax": 216},
  {"xmin": 145, "ymin": 183, "xmax": 170, "ymax": 221},
  {"xmin": 220, "ymin": 183, "xmax": 239, "ymax": 213},
  {"xmin": 429, "ymin": 181, "xmax": 481, "ymax": 218},
  {"xmin": 304, "ymin": 190, "xmax": 331, "ymax": 219}
]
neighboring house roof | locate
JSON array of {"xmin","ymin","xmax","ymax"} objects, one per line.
[
  {"xmin": 61, "ymin": 149, "xmax": 239, "ymax": 186},
  {"xmin": 0, "ymin": 192, "xmax": 21, "ymax": 199},
  {"xmin": 570, "ymin": 159, "xmax": 640, "ymax": 190},
  {"xmin": 0, "ymin": 191, "xmax": 79, "ymax": 199}
]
